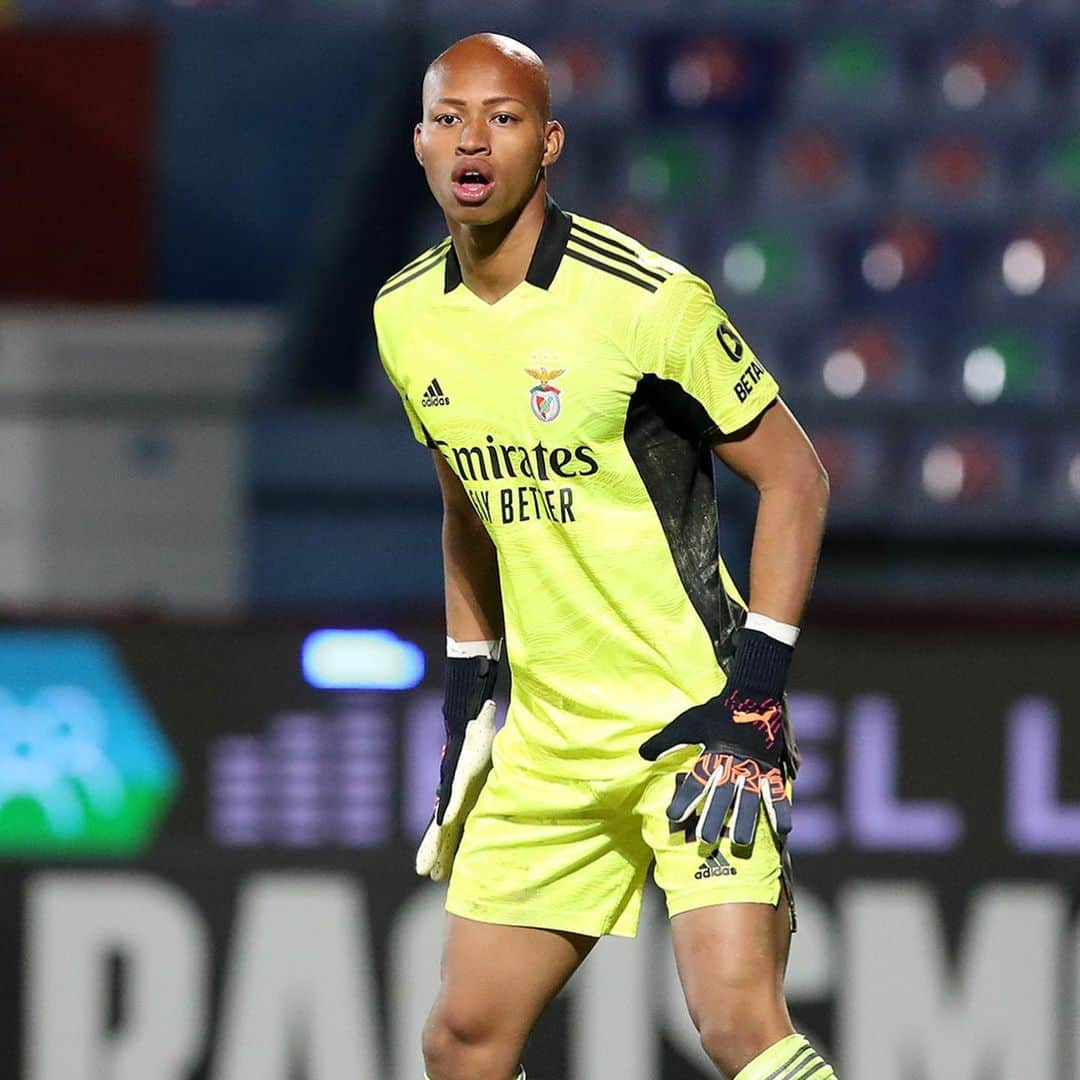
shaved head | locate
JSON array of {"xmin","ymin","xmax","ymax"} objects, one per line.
[
  {"xmin": 423, "ymin": 33, "xmax": 551, "ymax": 122},
  {"xmin": 414, "ymin": 31, "xmax": 563, "ymax": 235}
]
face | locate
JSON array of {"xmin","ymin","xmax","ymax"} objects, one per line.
[{"xmin": 414, "ymin": 50, "xmax": 563, "ymax": 227}]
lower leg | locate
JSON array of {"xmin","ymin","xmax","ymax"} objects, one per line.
[
  {"xmin": 422, "ymin": 916, "xmax": 593, "ymax": 1080},
  {"xmin": 673, "ymin": 891, "xmax": 836, "ymax": 1077}
]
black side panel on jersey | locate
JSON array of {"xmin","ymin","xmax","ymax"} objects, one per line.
[{"xmin": 623, "ymin": 374, "xmax": 743, "ymax": 669}]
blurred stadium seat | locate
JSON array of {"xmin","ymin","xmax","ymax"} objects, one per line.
[
  {"xmin": 945, "ymin": 323, "xmax": 1062, "ymax": 406},
  {"xmin": 754, "ymin": 127, "xmax": 875, "ymax": 221},
  {"xmin": 710, "ymin": 220, "xmax": 833, "ymax": 331},
  {"xmin": 786, "ymin": 31, "xmax": 907, "ymax": 130},
  {"xmin": 894, "ymin": 132, "xmax": 1011, "ymax": 221},
  {"xmin": 902, "ymin": 427, "xmax": 1028, "ymax": 534},
  {"xmin": 927, "ymin": 33, "xmax": 1044, "ymax": 127},
  {"xmin": 974, "ymin": 216, "xmax": 1080, "ymax": 308},
  {"xmin": 1031, "ymin": 130, "xmax": 1080, "ymax": 209},
  {"xmin": 1042, "ymin": 434, "xmax": 1080, "ymax": 533},
  {"xmin": 803, "ymin": 317, "xmax": 925, "ymax": 404},
  {"xmin": 643, "ymin": 31, "xmax": 777, "ymax": 123},
  {"xmin": 543, "ymin": 35, "xmax": 641, "ymax": 124},
  {"xmin": 610, "ymin": 129, "xmax": 735, "ymax": 210}
]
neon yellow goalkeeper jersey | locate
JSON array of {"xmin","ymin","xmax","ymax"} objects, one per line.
[{"xmin": 374, "ymin": 197, "xmax": 780, "ymax": 778}]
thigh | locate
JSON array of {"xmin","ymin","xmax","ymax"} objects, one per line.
[
  {"xmin": 447, "ymin": 756, "xmax": 652, "ymax": 938},
  {"xmin": 428, "ymin": 914, "xmax": 596, "ymax": 1050},
  {"xmin": 670, "ymin": 887, "xmax": 793, "ymax": 1033}
]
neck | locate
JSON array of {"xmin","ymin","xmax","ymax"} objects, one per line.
[{"xmin": 448, "ymin": 184, "xmax": 548, "ymax": 304}]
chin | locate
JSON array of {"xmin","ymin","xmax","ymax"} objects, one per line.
[{"xmin": 442, "ymin": 202, "xmax": 504, "ymax": 228}]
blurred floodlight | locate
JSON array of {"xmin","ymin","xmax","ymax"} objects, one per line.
[
  {"xmin": 862, "ymin": 242, "xmax": 904, "ymax": 291},
  {"xmin": 822, "ymin": 348, "xmax": 867, "ymax": 398},
  {"xmin": 302, "ymin": 630, "xmax": 425, "ymax": 690},
  {"xmin": 943, "ymin": 63, "xmax": 986, "ymax": 110},
  {"xmin": 1068, "ymin": 454, "xmax": 1080, "ymax": 499},
  {"xmin": 963, "ymin": 346, "xmax": 1007, "ymax": 404},
  {"xmin": 1002, "ymin": 239, "xmax": 1046, "ymax": 295},
  {"xmin": 723, "ymin": 241, "xmax": 767, "ymax": 293},
  {"xmin": 922, "ymin": 444, "xmax": 966, "ymax": 502}
]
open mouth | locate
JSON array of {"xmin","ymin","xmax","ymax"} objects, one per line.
[{"xmin": 451, "ymin": 166, "xmax": 495, "ymax": 205}]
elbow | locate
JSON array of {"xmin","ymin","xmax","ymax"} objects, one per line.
[
  {"xmin": 815, "ymin": 458, "xmax": 831, "ymax": 509},
  {"xmin": 810, "ymin": 458, "xmax": 830, "ymax": 522}
]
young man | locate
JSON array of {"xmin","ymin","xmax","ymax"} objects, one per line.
[{"xmin": 374, "ymin": 33, "xmax": 835, "ymax": 1080}]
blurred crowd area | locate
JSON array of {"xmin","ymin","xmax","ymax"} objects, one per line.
[{"xmin": 1, "ymin": 0, "xmax": 1078, "ymax": 614}]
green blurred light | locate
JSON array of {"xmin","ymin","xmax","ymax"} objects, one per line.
[
  {"xmin": 1050, "ymin": 136, "xmax": 1080, "ymax": 194},
  {"xmin": 822, "ymin": 36, "xmax": 887, "ymax": 90},
  {"xmin": 723, "ymin": 233, "xmax": 796, "ymax": 294},
  {"xmin": 630, "ymin": 136, "xmax": 708, "ymax": 203},
  {"xmin": 966, "ymin": 334, "xmax": 1037, "ymax": 403}
]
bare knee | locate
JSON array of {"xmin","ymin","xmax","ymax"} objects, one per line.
[
  {"xmin": 695, "ymin": 989, "xmax": 792, "ymax": 1078},
  {"xmin": 422, "ymin": 1000, "xmax": 521, "ymax": 1080}
]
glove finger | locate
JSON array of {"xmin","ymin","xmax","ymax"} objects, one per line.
[
  {"xmin": 667, "ymin": 770, "xmax": 709, "ymax": 824},
  {"xmin": 428, "ymin": 821, "xmax": 463, "ymax": 882},
  {"xmin": 415, "ymin": 815, "xmax": 440, "ymax": 877},
  {"xmin": 770, "ymin": 790, "xmax": 793, "ymax": 838},
  {"xmin": 439, "ymin": 700, "xmax": 497, "ymax": 825},
  {"xmin": 731, "ymin": 785, "xmax": 762, "ymax": 847},
  {"xmin": 762, "ymin": 784, "xmax": 777, "ymax": 836},
  {"xmin": 697, "ymin": 775, "xmax": 736, "ymax": 846}
]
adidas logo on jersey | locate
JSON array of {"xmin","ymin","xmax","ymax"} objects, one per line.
[
  {"xmin": 695, "ymin": 851, "xmax": 737, "ymax": 879},
  {"xmin": 421, "ymin": 378, "xmax": 450, "ymax": 407}
]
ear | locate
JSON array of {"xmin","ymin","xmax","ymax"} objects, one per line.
[
  {"xmin": 541, "ymin": 120, "xmax": 565, "ymax": 169},
  {"xmin": 413, "ymin": 122, "xmax": 424, "ymax": 166}
]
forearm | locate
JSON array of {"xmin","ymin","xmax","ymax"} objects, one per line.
[
  {"xmin": 745, "ymin": 468, "xmax": 829, "ymax": 627},
  {"xmin": 443, "ymin": 507, "xmax": 504, "ymax": 642}
]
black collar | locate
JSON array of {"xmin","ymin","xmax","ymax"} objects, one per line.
[{"xmin": 443, "ymin": 195, "xmax": 571, "ymax": 294}]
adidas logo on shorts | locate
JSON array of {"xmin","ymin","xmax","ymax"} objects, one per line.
[
  {"xmin": 421, "ymin": 378, "xmax": 450, "ymax": 407},
  {"xmin": 695, "ymin": 851, "xmax": 737, "ymax": 879}
]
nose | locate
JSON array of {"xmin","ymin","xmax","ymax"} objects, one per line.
[{"xmin": 456, "ymin": 117, "xmax": 490, "ymax": 156}]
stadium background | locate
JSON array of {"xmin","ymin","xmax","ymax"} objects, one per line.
[{"xmin": 1, "ymin": 1, "xmax": 1079, "ymax": 1077}]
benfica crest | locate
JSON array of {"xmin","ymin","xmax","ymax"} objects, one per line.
[{"xmin": 525, "ymin": 365, "xmax": 565, "ymax": 423}]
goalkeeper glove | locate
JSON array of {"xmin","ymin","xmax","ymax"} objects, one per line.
[
  {"xmin": 415, "ymin": 652, "xmax": 500, "ymax": 881},
  {"xmin": 638, "ymin": 627, "xmax": 793, "ymax": 847}
]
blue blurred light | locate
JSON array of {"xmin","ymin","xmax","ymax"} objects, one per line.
[{"xmin": 302, "ymin": 630, "xmax": 425, "ymax": 690}]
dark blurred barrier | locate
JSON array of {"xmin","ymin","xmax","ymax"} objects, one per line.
[
  {"xmin": 0, "ymin": 29, "xmax": 154, "ymax": 302},
  {"xmin": 0, "ymin": 616, "xmax": 1078, "ymax": 1077}
]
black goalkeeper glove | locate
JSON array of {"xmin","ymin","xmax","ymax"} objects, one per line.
[
  {"xmin": 415, "ymin": 654, "xmax": 499, "ymax": 881},
  {"xmin": 639, "ymin": 628, "xmax": 793, "ymax": 847}
]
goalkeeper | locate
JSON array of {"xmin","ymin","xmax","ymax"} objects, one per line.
[{"xmin": 378, "ymin": 32, "xmax": 835, "ymax": 1080}]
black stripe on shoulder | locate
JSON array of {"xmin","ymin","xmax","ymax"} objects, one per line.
[
  {"xmin": 564, "ymin": 249, "xmax": 658, "ymax": 293},
  {"xmin": 384, "ymin": 238, "xmax": 451, "ymax": 286},
  {"xmin": 377, "ymin": 250, "xmax": 447, "ymax": 300},
  {"xmin": 403, "ymin": 237, "xmax": 452, "ymax": 273},
  {"xmin": 570, "ymin": 221, "xmax": 639, "ymax": 256},
  {"xmin": 568, "ymin": 233, "xmax": 670, "ymax": 285}
]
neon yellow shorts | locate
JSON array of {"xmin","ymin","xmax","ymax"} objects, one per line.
[{"xmin": 446, "ymin": 749, "xmax": 794, "ymax": 939}]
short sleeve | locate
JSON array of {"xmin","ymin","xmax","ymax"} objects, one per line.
[
  {"xmin": 635, "ymin": 274, "xmax": 779, "ymax": 437},
  {"xmin": 375, "ymin": 319, "xmax": 431, "ymax": 447}
]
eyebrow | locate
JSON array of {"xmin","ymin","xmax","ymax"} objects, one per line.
[{"xmin": 434, "ymin": 96, "xmax": 528, "ymax": 108}]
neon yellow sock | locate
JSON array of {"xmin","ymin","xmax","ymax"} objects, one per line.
[
  {"xmin": 424, "ymin": 1069, "xmax": 524, "ymax": 1080},
  {"xmin": 733, "ymin": 1033, "xmax": 836, "ymax": 1079}
]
